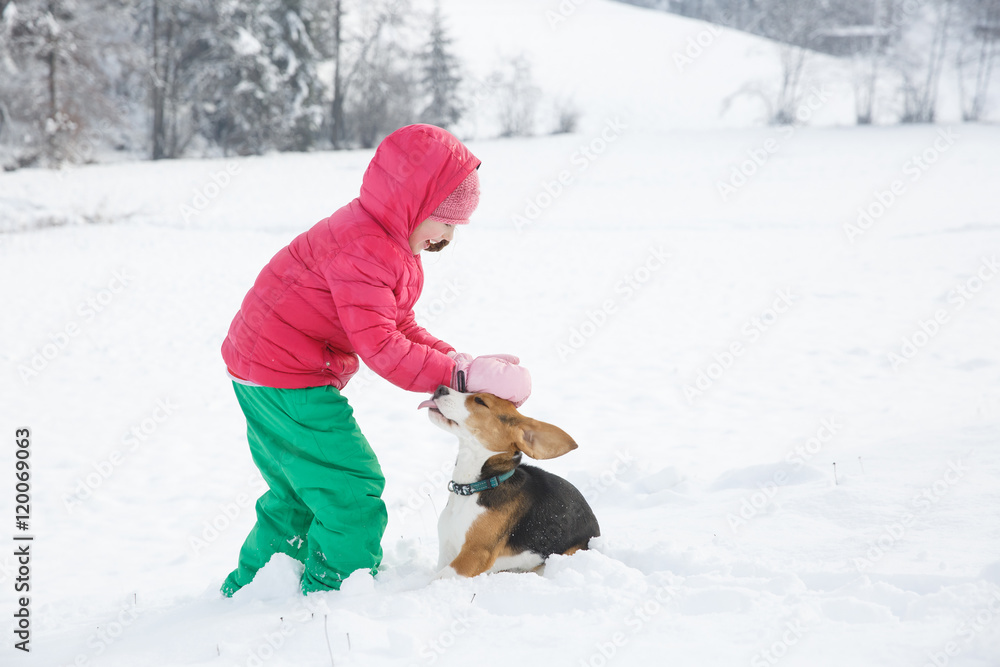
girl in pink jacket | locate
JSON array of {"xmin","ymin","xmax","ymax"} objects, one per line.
[{"xmin": 220, "ymin": 124, "xmax": 530, "ymax": 595}]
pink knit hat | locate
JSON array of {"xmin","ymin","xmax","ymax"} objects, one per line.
[{"xmin": 428, "ymin": 169, "xmax": 479, "ymax": 225}]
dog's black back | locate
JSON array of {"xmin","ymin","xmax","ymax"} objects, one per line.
[{"xmin": 479, "ymin": 463, "xmax": 600, "ymax": 559}]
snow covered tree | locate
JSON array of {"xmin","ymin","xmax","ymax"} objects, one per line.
[
  {"xmin": 325, "ymin": 0, "xmax": 347, "ymax": 148},
  {"xmin": 810, "ymin": 0, "xmax": 899, "ymax": 125},
  {"xmin": 144, "ymin": 0, "xmax": 220, "ymax": 159},
  {"xmin": 346, "ymin": 1, "xmax": 417, "ymax": 148},
  {"xmin": 350, "ymin": 46, "xmax": 416, "ymax": 148},
  {"xmin": 0, "ymin": 0, "xmax": 118, "ymax": 165},
  {"xmin": 888, "ymin": 0, "xmax": 957, "ymax": 123},
  {"xmin": 192, "ymin": 0, "xmax": 324, "ymax": 155},
  {"xmin": 0, "ymin": 2, "xmax": 15, "ymax": 155},
  {"xmin": 749, "ymin": 0, "xmax": 831, "ymax": 124},
  {"xmin": 310, "ymin": 0, "xmax": 353, "ymax": 148},
  {"xmin": 317, "ymin": 0, "xmax": 419, "ymax": 149},
  {"xmin": 494, "ymin": 54, "xmax": 540, "ymax": 137},
  {"xmin": 955, "ymin": 0, "xmax": 1000, "ymax": 120},
  {"xmin": 418, "ymin": 0, "xmax": 462, "ymax": 131}
]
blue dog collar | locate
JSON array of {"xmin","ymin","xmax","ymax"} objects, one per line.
[{"xmin": 447, "ymin": 469, "xmax": 516, "ymax": 496}]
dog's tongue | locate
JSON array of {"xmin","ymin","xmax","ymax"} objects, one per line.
[{"xmin": 417, "ymin": 398, "xmax": 436, "ymax": 410}]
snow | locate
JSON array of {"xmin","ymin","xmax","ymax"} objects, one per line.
[
  {"xmin": 440, "ymin": 0, "xmax": 865, "ymax": 135},
  {"xmin": 234, "ymin": 28, "xmax": 264, "ymax": 58},
  {"xmin": 2, "ymin": 1, "xmax": 1000, "ymax": 666}
]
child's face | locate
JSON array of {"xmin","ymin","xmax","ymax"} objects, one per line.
[{"xmin": 409, "ymin": 219, "xmax": 456, "ymax": 254}]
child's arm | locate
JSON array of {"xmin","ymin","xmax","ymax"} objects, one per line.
[
  {"xmin": 397, "ymin": 310, "xmax": 455, "ymax": 356},
  {"xmin": 324, "ymin": 236, "xmax": 455, "ymax": 393}
]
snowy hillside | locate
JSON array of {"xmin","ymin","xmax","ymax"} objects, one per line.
[
  {"xmin": 437, "ymin": 0, "xmax": 857, "ymax": 135},
  {"xmin": 2, "ymin": 1, "xmax": 1000, "ymax": 666},
  {"xmin": 436, "ymin": 0, "xmax": 996, "ymax": 134}
]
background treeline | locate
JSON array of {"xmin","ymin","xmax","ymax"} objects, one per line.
[{"xmin": 0, "ymin": 0, "xmax": 524, "ymax": 168}]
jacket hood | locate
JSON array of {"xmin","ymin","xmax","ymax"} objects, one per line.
[{"xmin": 358, "ymin": 124, "xmax": 481, "ymax": 249}]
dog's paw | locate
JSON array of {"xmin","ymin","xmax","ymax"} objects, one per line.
[{"xmin": 434, "ymin": 566, "xmax": 460, "ymax": 580}]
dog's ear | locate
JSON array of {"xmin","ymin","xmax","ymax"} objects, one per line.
[{"xmin": 515, "ymin": 418, "xmax": 578, "ymax": 459}]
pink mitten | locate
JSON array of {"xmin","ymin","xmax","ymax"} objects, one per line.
[
  {"xmin": 452, "ymin": 354, "xmax": 531, "ymax": 407},
  {"xmin": 478, "ymin": 353, "xmax": 520, "ymax": 364},
  {"xmin": 447, "ymin": 350, "xmax": 474, "ymax": 365},
  {"xmin": 448, "ymin": 351, "xmax": 519, "ymax": 365}
]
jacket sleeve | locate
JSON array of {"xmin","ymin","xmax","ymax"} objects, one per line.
[
  {"xmin": 398, "ymin": 310, "xmax": 455, "ymax": 355},
  {"xmin": 324, "ymin": 235, "xmax": 455, "ymax": 393}
]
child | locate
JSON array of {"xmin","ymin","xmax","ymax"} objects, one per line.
[{"xmin": 219, "ymin": 124, "xmax": 531, "ymax": 595}]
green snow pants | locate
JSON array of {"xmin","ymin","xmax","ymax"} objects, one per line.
[{"xmin": 221, "ymin": 382, "xmax": 387, "ymax": 596}]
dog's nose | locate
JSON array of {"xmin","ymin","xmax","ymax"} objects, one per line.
[{"xmin": 434, "ymin": 385, "xmax": 450, "ymax": 399}]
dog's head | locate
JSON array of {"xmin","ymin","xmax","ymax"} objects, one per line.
[{"xmin": 419, "ymin": 386, "xmax": 577, "ymax": 460}]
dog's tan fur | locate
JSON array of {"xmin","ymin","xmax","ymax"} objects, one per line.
[{"xmin": 462, "ymin": 393, "xmax": 578, "ymax": 459}]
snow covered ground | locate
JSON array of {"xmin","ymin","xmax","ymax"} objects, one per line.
[
  {"xmin": 2, "ymin": 121, "xmax": 999, "ymax": 667},
  {"xmin": 2, "ymin": 1, "xmax": 1000, "ymax": 665}
]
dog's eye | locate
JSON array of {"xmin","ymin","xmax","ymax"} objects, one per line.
[{"xmin": 474, "ymin": 396, "xmax": 487, "ymax": 407}]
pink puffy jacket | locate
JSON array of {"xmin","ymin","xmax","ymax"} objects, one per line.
[{"xmin": 221, "ymin": 124, "xmax": 480, "ymax": 392}]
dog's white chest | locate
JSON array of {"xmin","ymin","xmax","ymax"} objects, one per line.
[{"xmin": 436, "ymin": 493, "xmax": 486, "ymax": 569}]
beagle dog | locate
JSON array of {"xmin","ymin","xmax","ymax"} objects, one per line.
[{"xmin": 419, "ymin": 385, "xmax": 600, "ymax": 578}]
